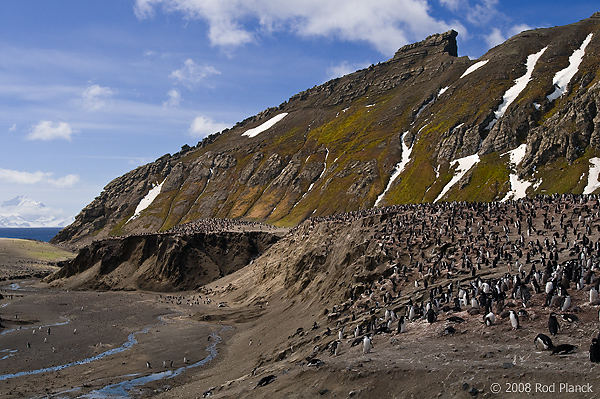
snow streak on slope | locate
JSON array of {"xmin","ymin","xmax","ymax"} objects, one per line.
[
  {"xmin": 583, "ymin": 157, "xmax": 600, "ymax": 194},
  {"xmin": 307, "ymin": 149, "xmax": 329, "ymax": 194},
  {"xmin": 501, "ymin": 144, "xmax": 531, "ymax": 202},
  {"xmin": 434, "ymin": 154, "xmax": 480, "ymax": 203},
  {"xmin": 127, "ymin": 180, "xmax": 165, "ymax": 223},
  {"xmin": 487, "ymin": 47, "xmax": 547, "ymax": 130},
  {"xmin": 242, "ymin": 113, "xmax": 288, "ymax": 138},
  {"xmin": 547, "ymin": 33, "xmax": 594, "ymax": 101},
  {"xmin": 460, "ymin": 59, "xmax": 489, "ymax": 79},
  {"xmin": 375, "ymin": 132, "xmax": 413, "ymax": 207}
]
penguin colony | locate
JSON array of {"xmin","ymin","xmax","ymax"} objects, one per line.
[{"xmin": 280, "ymin": 194, "xmax": 600, "ymax": 371}]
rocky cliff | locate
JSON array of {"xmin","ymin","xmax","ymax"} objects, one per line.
[
  {"xmin": 47, "ymin": 228, "xmax": 282, "ymax": 291},
  {"xmin": 53, "ymin": 14, "xmax": 600, "ymax": 248}
]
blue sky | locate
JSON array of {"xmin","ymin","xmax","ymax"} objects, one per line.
[{"xmin": 0, "ymin": 0, "xmax": 598, "ymax": 220}]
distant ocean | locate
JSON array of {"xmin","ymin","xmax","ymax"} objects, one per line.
[{"xmin": 0, "ymin": 227, "xmax": 63, "ymax": 242}]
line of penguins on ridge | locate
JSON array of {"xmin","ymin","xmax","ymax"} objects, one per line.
[{"xmin": 281, "ymin": 194, "xmax": 600, "ymax": 368}]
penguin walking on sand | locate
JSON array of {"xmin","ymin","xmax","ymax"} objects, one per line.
[
  {"xmin": 534, "ymin": 333, "xmax": 554, "ymax": 350},
  {"xmin": 363, "ymin": 335, "xmax": 373, "ymax": 354},
  {"xmin": 590, "ymin": 339, "xmax": 600, "ymax": 362},
  {"xmin": 509, "ymin": 310, "xmax": 519, "ymax": 330},
  {"xmin": 548, "ymin": 313, "xmax": 560, "ymax": 336}
]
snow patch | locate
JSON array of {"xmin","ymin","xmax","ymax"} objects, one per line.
[
  {"xmin": 242, "ymin": 113, "xmax": 288, "ymax": 138},
  {"xmin": 375, "ymin": 132, "xmax": 414, "ymax": 207},
  {"xmin": 547, "ymin": 33, "xmax": 593, "ymax": 102},
  {"xmin": 460, "ymin": 60, "xmax": 489, "ymax": 79},
  {"xmin": 487, "ymin": 47, "xmax": 547, "ymax": 130},
  {"xmin": 506, "ymin": 143, "xmax": 528, "ymax": 166},
  {"xmin": 583, "ymin": 157, "xmax": 600, "ymax": 194},
  {"xmin": 438, "ymin": 86, "xmax": 449, "ymax": 96},
  {"xmin": 502, "ymin": 174, "xmax": 532, "ymax": 202},
  {"xmin": 501, "ymin": 144, "xmax": 531, "ymax": 202},
  {"xmin": 127, "ymin": 180, "xmax": 165, "ymax": 223},
  {"xmin": 434, "ymin": 154, "xmax": 480, "ymax": 203}
]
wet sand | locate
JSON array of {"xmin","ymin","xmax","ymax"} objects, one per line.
[{"xmin": 0, "ymin": 280, "xmax": 221, "ymax": 398}]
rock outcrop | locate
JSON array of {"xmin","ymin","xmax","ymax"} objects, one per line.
[{"xmin": 47, "ymin": 229, "xmax": 282, "ymax": 291}]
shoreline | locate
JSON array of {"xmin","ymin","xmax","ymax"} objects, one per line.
[{"xmin": 0, "ymin": 279, "xmax": 229, "ymax": 398}]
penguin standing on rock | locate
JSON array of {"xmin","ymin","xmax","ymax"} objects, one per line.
[
  {"xmin": 548, "ymin": 313, "xmax": 560, "ymax": 336},
  {"xmin": 426, "ymin": 308, "xmax": 437, "ymax": 324},
  {"xmin": 509, "ymin": 310, "xmax": 519, "ymax": 330},
  {"xmin": 363, "ymin": 336, "xmax": 373, "ymax": 354},
  {"xmin": 484, "ymin": 312, "xmax": 495, "ymax": 326},
  {"xmin": 397, "ymin": 316, "xmax": 406, "ymax": 334}
]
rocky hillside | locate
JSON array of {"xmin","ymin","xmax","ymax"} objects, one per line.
[{"xmin": 54, "ymin": 13, "xmax": 600, "ymax": 248}]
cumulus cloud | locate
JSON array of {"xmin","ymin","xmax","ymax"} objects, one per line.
[
  {"xmin": 485, "ymin": 27, "xmax": 506, "ymax": 48},
  {"xmin": 0, "ymin": 168, "xmax": 80, "ymax": 188},
  {"xmin": 27, "ymin": 120, "xmax": 75, "ymax": 141},
  {"xmin": 164, "ymin": 89, "xmax": 182, "ymax": 107},
  {"xmin": 327, "ymin": 61, "xmax": 372, "ymax": 80},
  {"xmin": 82, "ymin": 84, "xmax": 114, "ymax": 110},
  {"xmin": 134, "ymin": 0, "xmax": 459, "ymax": 55},
  {"xmin": 170, "ymin": 59, "xmax": 221, "ymax": 87},
  {"xmin": 188, "ymin": 115, "xmax": 229, "ymax": 137},
  {"xmin": 485, "ymin": 24, "xmax": 532, "ymax": 48}
]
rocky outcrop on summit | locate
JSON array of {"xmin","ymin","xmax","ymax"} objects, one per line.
[{"xmin": 53, "ymin": 14, "xmax": 600, "ymax": 248}]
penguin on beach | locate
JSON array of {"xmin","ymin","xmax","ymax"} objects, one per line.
[
  {"xmin": 426, "ymin": 308, "xmax": 437, "ymax": 324},
  {"xmin": 363, "ymin": 335, "xmax": 373, "ymax": 354},
  {"xmin": 548, "ymin": 313, "xmax": 560, "ymax": 336},
  {"xmin": 397, "ymin": 316, "xmax": 406, "ymax": 333},
  {"xmin": 484, "ymin": 312, "xmax": 495, "ymax": 326},
  {"xmin": 534, "ymin": 333, "xmax": 554, "ymax": 350},
  {"xmin": 509, "ymin": 310, "xmax": 519, "ymax": 330},
  {"xmin": 551, "ymin": 344, "xmax": 576, "ymax": 355}
]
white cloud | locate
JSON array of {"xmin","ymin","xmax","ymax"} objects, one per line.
[
  {"xmin": 135, "ymin": 0, "xmax": 460, "ymax": 55},
  {"xmin": 8, "ymin": 124, "xmax": 17, "ymax": 132},
  {"xmin": 485, "ymin": 24, "xmax": 532, "ymax": 49},
  {"xmin": 27, "ymin": 120, "xmax": 75, "ymax": 141},
  {"xmin": 188, "ymin": 115, "xmax": 229, "ymax": 137},
  {"xmin": 327, "ymin": 61, "xmax": 371, "ymax": 80},
  {"xmin": 457, "ymin": 0, "xmax": 500, "ymax": 26},
  {"xmin": 485, "ymin": 27, "xmax": 506, "ymax": 48},
  {"xmin": 439, "ymin": 0, "xmax": 461, "ymax": 12},
  {"xmin": 170, "ymin": 59, "xmax": 221, "ymax": 87},
  {"xmin": 0, "ymin": 168, "xmax": 79, "ymax": 188},
  {"xmin": 509, "ymin": 24, "xmax": 532, "ymax": 37},
  {"xmin": 82, "ymin": 84, "xmax": 114, "ymax": 111},
  {"xmin": 164, "ymin": 89, "xmax": 182, "ymax": 107}
]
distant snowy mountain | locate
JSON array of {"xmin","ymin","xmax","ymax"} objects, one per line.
[{"xmin": 0, "ymin": 196, "xmax": 74, "ymax": 228}]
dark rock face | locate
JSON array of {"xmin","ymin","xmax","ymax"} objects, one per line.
[
  {"xmin": 52, "ymin": 14, "xmax": 600, "ymax": 248},
  {"xmin": 48, "ymin": 230, "xmax": 281, "ymax": 291}
]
